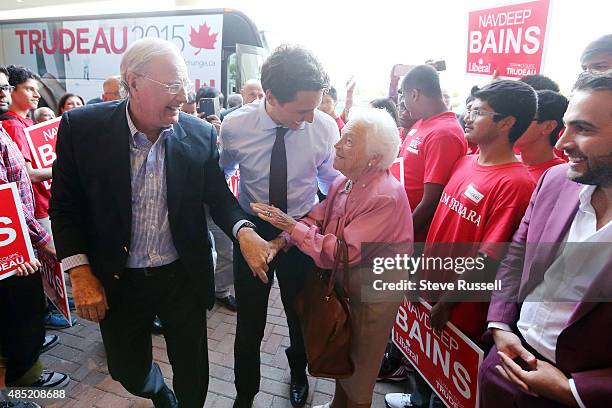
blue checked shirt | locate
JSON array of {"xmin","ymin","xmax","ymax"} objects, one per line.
[
  {"xmin": 124, "ymin": 107, "xmax": 179, "ymax": 268},
  {"xmin": 61, "ymin": 103, "xmax": 179, "ymax": 271}
]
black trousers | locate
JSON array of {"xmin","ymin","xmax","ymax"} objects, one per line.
[
  {"xmin": 99, "ymin": 261, "xmax": 208, "ymax": 408},
  {"xmin": 233, "ymin": 221, "xmax": 312, "ymax": 399},
  {"xmin": 0, "ymin": 273, "xmax": 45, "ymax": 384}
]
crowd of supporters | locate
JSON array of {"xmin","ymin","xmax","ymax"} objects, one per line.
[{"xmin": 0, "ymin": 31, "xmax": 611, "ymax": 408}]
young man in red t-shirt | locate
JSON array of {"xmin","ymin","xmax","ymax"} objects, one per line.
[
  {"xmin": 425, "ymin": 80, "xmax": 538, "ymax": 338},
  {"xmin": 379, "ymin": 65, "xmax": 466, "ymax": 386},
  {"xmin": 2, "ymin": 66, "xmax": 52, "ymax": 226},
  {"xmin": 3, "ymin": 65, "xmax": 75, "ymax": 329},
  {"xmin": 385, "ymin": 80, "xmax": 538, "ymax": 408},
  {"xmin": 515, "ymin": 89, "xmax": 569, "ymax": 182},
  {"xmin": 398, "ymin": 65, "xmax": 467, "ymax": 242}
]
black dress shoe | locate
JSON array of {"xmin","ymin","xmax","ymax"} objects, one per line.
[
  {"xmin": 232, "ymin": 395, "xmax": 254, "ymax": 408},
  {"xmin": 289, "ymin": 373, "xmax": 309, "ymax": 407},
  {"xmin": 216, "ymin": 294, "xmax": 237, "ymax": 312},
  {"xmin": 151, "ymin": 384, "xmax": 177, "ymax": 408},
  {"xmin": 151, "ymin": 316, "xmax": 163, "ymax": 335}
]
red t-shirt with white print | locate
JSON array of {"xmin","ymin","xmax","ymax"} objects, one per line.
[
  {"xmin": 423, "ymin": 154, "xmax": 535, "ymax": 339},
  {"xmin": 399, "ymin": 111, "xmax": 466, "ymax": 242}
]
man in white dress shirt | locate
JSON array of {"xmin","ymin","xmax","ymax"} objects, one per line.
[{"xmin": 219, "ymin": 44, "xmax": 339, "ymax": 408}]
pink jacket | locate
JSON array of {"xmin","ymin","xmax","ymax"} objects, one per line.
[{"xmin": 289, "ymin": 170, "xmax": 414, "ymax": 269}]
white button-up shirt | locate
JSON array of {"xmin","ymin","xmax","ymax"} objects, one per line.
[
  {"xmin": 491, "ymin": 185, "xmax": 612, "ymax": 408},
  {"xmin": 219, "ymin": 99, "xmax": 340, "ymax": 219}
]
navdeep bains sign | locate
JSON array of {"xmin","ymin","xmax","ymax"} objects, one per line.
[
  {"xmin": 466, "ymin": 0, "xmax": 551, "ymax": 78},
  {"xmin": 394, "ymin": 299, "xmax": 483, "ymax": 408},
  {"xmin": 0, "ymin": 14, "xmax": 223, "ymax": 100}
]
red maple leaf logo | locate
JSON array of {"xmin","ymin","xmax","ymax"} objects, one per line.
[{"xmin": 189, "ymin": 23, "xmax": 218, "ymax": 55}]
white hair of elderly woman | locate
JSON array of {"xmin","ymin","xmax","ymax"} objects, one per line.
[
  {"xmin": 119, "ymin": 37, "xmax": 184, "ymax": 96},
  {"xmin": 346, "ymin": 107, "xmax": 401, "ymax": 171}
]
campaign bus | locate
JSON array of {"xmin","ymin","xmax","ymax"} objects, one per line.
[{"xmin": 0, "ymin": 8, "xmax": 266, "ymax": 110}]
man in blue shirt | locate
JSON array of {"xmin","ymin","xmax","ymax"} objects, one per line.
[{"xmin": 220, "ymin": 45, "xmax": 340, "ymax": 408}]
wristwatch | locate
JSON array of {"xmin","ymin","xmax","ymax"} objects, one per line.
[{"xmin": 236, "ymin": 221, "xmax": 256, "ymax": 237}]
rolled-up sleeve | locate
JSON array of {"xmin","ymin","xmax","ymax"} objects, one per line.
[{"xmin": 291, "ymin": 195, "xmax": 399, "ymax": 269}]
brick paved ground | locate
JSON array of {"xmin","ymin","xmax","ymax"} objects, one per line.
[{"xmin": 21, "ymin": 282, "xmax": 404, "ymax": 407}]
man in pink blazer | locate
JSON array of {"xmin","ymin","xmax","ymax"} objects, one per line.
[{"xmin": 480, "ymin": 71, "xmax": 612, "ymax": 408}]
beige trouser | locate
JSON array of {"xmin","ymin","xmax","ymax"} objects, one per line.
[{"xmin": 332, "ymin": 267, "xmax": 402, "ymax": 406}]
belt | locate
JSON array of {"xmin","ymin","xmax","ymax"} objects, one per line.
[{"xmin": 125, "ymin": 260, "xmax": 181, "ymax": 278}]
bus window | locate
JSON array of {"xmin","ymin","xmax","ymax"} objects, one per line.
[
  {"xmin": 227, "ymin": 53, "xmax": 238, "ymax": 95},
  {"xmin": 235, "ymin": 43, "xmax": 266, "ymax": 89}
]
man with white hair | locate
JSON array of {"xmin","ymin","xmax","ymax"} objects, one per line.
[
  {"xmin": 102, "ymin": 75, "xmax": 122, "ymax": 102},
  {"xmin": 50, "ymin": 38, "xmax": 271, "ymax": 408},
  {"xmin": 227, "ymin": 93, "xmax": 243, "ymax": 108},
  {"xmin": 86, "ymin": 76, "xmax": 123, "ymax": 105},
  {"xmin": 33, "ymin": 107, "xmax": 55, "ymax": 123},
  {"xmin": 220, "ymin": 93, "xmax": 244, "ymax": 121}
]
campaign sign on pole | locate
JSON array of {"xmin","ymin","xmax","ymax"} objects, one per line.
[
  {"xmin": 390, "ymin": 157, "xmax": 405, "ymax": 187},
  {"xmin": 0, "ymin": 183, "xmax": 36, "ymax": 281},
  {"xmin": 40, "ymin": 256, "xmax": 72, "ymax": 325},
  {"xmin": 227, "ymin": 169, "xmax": 240, "ymax": 198},
  {"xmin": 393, "ymin": 298, "xmax": 483, "ymax": 408},
  {"xmin": 24, "ymin": 117, "xmax": 62, "ymax": 191},
  {"xmin": 466, "ymin": 0, "xmax": 550, "ymax": 78}
]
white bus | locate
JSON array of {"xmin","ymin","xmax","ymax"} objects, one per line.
[{"xmin": 0, "ymin": 8, "xmax": 266, "ymax": 110}]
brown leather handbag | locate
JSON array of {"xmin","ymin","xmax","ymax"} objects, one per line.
[{"xmin": 295, "ymin": 233, "xmax": 354, "ymax": 379}]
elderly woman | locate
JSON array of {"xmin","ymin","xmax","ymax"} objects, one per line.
[{"xmin": 252, "ymin": 107, "xmax": 414, "ymax": 408}]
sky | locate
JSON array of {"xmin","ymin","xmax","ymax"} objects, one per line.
[{"xmin": 3, "ymin": 0, "xmax": 611, "ymax": 107}]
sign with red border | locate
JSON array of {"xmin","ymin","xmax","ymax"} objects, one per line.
[
  {"xmin": 0, "ymin": 183, "xmax": 36, "ymax": 281},
  {"xmin": 466, "ymin": 0, "xmax": 551, "ymax": 78},
  {"xmin": 390, "ymin": 157, "xmax": 405, "ymax": 187},
  {"xmin": 393, "ymin": 298, "xmax": 484, "ymax": 408},
  {"xmin": 24, "ymin": 117, "xmax": 61, "ymax": 191}
]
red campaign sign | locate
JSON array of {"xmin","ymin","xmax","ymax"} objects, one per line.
[
  {"xmin": 227, "ymin": 169, "xmax": 240, "ymax": 198},
  {"xmin": 390, "ymin": 157, "xmax": 405, "ymax": 187},
  {"xmin": 40, "ymin": 256, "xmax": 72, "ymax": 325},
  {"xmin": 466, "ymin": 0, "xmax": 550, "ymax": 78},
  {"xmin": 393, "ymin": 298, "xmax": 484, "ymax": 408},
  {"xmin": 0, "ymin": 183, "xmax": 36, "ymax": 281},
  {"xmin": 24, "ymin": 117, "xmax": 62, "ymax": 191}
]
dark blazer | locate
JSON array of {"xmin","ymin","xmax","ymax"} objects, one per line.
[
  {"xmin": 487, "ymin": 164, "xmax": 612, "ymax": 407},
  {"xmin": 49, "ymin": 100, "xmax": 245, "ymax": 309}
]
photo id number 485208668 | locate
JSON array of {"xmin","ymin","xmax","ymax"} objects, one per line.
[{"xmin": 6, "ymin": 389, "xmax": 66, "ymax": 399}]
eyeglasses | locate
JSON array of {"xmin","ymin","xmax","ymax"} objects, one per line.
[
  {"xmin": 466, "ymin": 109, "xmax": 505, "ymax": 121},
  {"xmin": 0, "ymin": 85, "xmax": 15, "ymax": 93},
  {"xmin": 136, "ymin": 74, "xmax": 192, "ymax": 95}
]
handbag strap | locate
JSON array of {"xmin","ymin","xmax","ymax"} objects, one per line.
[
  {"xmin": 326, "ymin": 238, "xmax": 348, "ymax": 298},
  {"xmin": 338, "ymin": 238, "xmax": 350, "ymax": 299},
  {"xmin": 321, "ymin": 190, "xmax": 350, "ymax": 300},
  {"xmin": 316, "ymin": 178, "xmax": 352, "ymax": 300}
]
